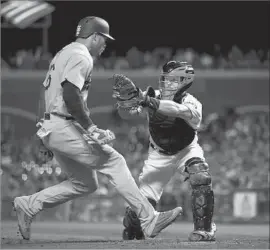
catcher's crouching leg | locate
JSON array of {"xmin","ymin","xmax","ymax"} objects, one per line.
[
  {"xmin": 122, "ymin": 198, "xmax": 157, "ymax": 240},
  {"xmin": 185, "ymin": 158, "xmax": 216, "ymax": 242}
]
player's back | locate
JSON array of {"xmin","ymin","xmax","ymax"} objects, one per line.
[{"xmin": 42, "ymin": 42, "xmax": 92, "ymax": 116}]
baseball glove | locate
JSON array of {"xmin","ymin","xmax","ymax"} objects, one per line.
[{"xmin": 110, "ymin": 74, "xmax": 144, "ymax": 114}]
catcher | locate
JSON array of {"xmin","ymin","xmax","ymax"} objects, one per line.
[{"xmin": 111, "ymin": 61, "xmax": 217, "ymax": 242}]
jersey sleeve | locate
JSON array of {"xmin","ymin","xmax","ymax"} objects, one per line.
[
  {"xmin": 182, "ymin": 94, "xmax": 202, "ymax": 130},
  {"xmin": 62, "ymin": 54, "xmax": 92, "ymax": 91}
]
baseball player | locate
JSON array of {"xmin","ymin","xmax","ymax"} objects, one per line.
[
  {"xmin": 111, "ymin": 61, "xmax": 217, "ymax": 241},
  {"xmin": 12, "ymin": 17, "xmax": 182, "ymax": 240}
]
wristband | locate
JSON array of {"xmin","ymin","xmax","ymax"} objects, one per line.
[{"xmin": 144, "ymin": 96, "xmax": 160, "ymax": 111}]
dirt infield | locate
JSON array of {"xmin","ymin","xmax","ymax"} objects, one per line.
[{"xmin": 1, "ymin": 221, "xmax": 269, "ymax": 249}]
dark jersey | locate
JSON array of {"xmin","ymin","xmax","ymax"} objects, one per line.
[{"xmin": 148, "ymin": 91, "xmax": 202, "ymax": 154}]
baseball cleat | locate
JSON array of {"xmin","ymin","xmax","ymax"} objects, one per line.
[
  {"xmin": 13, "ymin": 197, "xmax": 33, "ymax": 240},
  {"xmin": 148, "ymin": 206, "xmax": 183, "ymax": 238},
  {"xmin": 135, "ymin": 228, "xmax": 145, "ymax": 240},
  {"xmin": 188, "ymin": 222, "xmax": 217, "ymax": 242},
  {"xmin": 122, "ymin": 207, "xmax": 145, "ymax": 240},
  {"xmin": 122, "ymin": 228, "xmax": 136, "ymax": 240},
  {"xmin": 122, "ymin": 227, "xmax": 145, "ymax": 240}
]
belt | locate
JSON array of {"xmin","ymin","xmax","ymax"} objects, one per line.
[
  {"xmin": 44, "ymin": 112, "xmax": 75, "ymax": 121},
  {"xmin": 150, "ymin": 143, "xmax": 177, "ymax": 156}
]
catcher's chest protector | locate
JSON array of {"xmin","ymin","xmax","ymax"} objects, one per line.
[{"xmin": 148, "ymin": 93, "xmax": 195, "ymax": 154}]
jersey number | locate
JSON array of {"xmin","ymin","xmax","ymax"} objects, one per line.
[{"xmin": 44, "ymin": 64, "xmax": 55, "ymax": 90}]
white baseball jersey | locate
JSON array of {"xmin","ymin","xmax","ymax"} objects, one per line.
[
  {"xmin": 181, "ymin": 92, "xmax": 202, "ymax": 130},
  {"xmin": 43, "ymin": 42, "xmax": 93, "ymax": 117}
]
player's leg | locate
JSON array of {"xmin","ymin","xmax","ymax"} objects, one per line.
[
  {"xmin": 14, "ymin": 120, "xmax": 182, "ymax": 239},
  {"xmin": 13, "ymin": 152, "xmax": 99, "ymax": 240},
  {"xmin": 49, "ymin": 122, "xmax": 181, "ymax": 237},
  {"xmin": 95, "ymin": 144, "xmax": 182, "ymax": 238},
  {"xmin": 177, "ymin": 144, "xmax": 216, "ymax": 241},
  {"xmin": 13, "ymin": 120, "xmax": 101, "ymax": 240},
  {"xmin": 122, "ymin": 147, "xmax": 179, "ymax": 240}
]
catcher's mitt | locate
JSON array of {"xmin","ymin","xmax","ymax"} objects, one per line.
[{"xmin": 110, "ymin": 74, "xmax": 144, "ymax": 114}]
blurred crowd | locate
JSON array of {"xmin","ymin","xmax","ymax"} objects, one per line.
[
  {"xmin": 2, "ymin": 45, "xmax": 269, "ymax": 70},
  {"xmin": 1, "ymin": 107, "xmax": 269, "ymax": 222}
]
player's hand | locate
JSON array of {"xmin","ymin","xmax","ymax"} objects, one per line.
[
  {"xmin": 94, "ymin": 128, "xmax": 116, "ymax": 145},
  {"xmin": 87, "ymin": 126, "xmax": 116, "ymax": 145}
]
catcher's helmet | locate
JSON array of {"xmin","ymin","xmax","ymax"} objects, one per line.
[
  {"xmin": 159, "ymin": 61, "xmax": 195, "ymax": 100},
  {"xmin": 75, "ymin": 16, "xmax": 115, "ymax": 40}
]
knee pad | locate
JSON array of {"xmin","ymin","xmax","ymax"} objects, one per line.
[{"xmin": 185, "ymin": 157, "xmax": 212, "ymax": 187}]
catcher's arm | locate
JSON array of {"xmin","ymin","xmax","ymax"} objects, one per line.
[
  {"xmin": 110, "ymin": 74, "xmax": 201, "ymax": 128},
  {"xmin": 141, "ymin": 95, "xmax": 202, "ymax": 129},
  {"xmin": 117, "ymin": 105, "xmax": 146, "ymax": 120}
]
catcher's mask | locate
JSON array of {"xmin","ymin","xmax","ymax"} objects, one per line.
[{"xmin": 159, "ymin": 61, "xmax": 195, "ymax": 100}]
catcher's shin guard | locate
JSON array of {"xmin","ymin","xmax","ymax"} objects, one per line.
[
  {"xmin": 191, "ymin": 185, "xmax": 214, "ymax": 232},
  {"xmin": 185, "ymin": 158, "xmax": 216, "ymax": 241}
]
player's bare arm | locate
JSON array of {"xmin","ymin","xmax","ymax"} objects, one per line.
[
  {"xmin": 118, "ymin": 90, "xmax": 194, "ymax": 120},
  {"xmin": 152, "ymin": 100, "xmax": 192, "ymax": 119}
]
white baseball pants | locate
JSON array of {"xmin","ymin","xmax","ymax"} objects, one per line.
[
  {"xmin": 139, "ymin": 136, "xmax": 205, "ymax": 202},
  {"xmin": 17, "ymin": 115, "xmax": 157, "ymax": 234}
]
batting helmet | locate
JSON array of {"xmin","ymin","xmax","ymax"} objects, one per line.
[{"xmin": 75, "ymin": 16, "xmax": 115, "ymax": 40}]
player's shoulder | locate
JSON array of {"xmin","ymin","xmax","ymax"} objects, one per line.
[
  {"xmin": 182, "ymin": 93, "xmax": 202, "ymax": 108},
  {"xmin": 65, "ymin": 42, "xmax": 93, "ymax": 65}
]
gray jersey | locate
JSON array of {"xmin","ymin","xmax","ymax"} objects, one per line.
[{"xmin": 43, "ymin": 42, "xmax": 93, "ymax": 116}]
